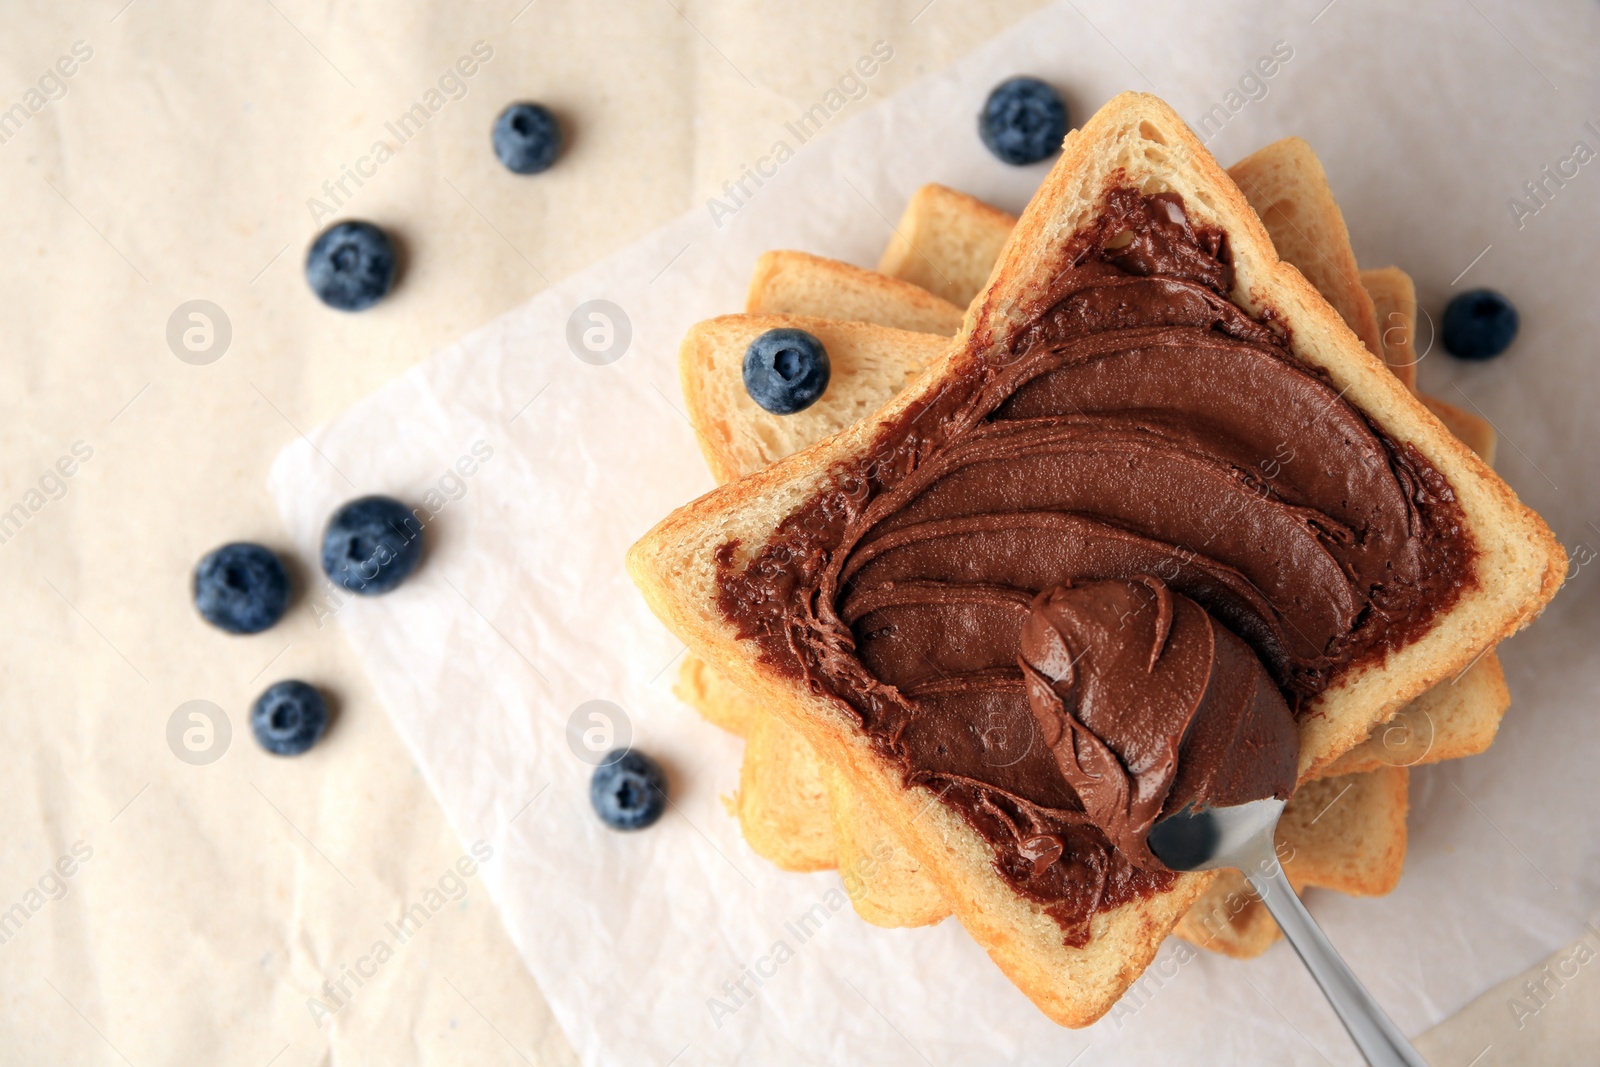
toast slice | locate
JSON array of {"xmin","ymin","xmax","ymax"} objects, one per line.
[
  {"xmin": 688, "ymin": 187, "xmax": 1513, "ymax": 937},
  {"xmin": 1279, "ymin": 767, "xmax": 1410, "ymax": 896},
  {"xmin": 631, "ymin": 93, "xmax": 1564, "ymax": 1023},
  {"xmin": 1321, "ymin": 648, "xmax": 1509, "ymax": 777},
  {"xmin": 679, "ymin": 303, "xmax": 1435, "ymax": 933},
  {"xmin": 735, "ymin": 714, "xmax": 837, "ymax": 871},
  {"xmin": 681, "ymin": 617, "xmax": 868, "ymax": 876},
  {"xmin": 746, "ymin": 250, "xmax": 965, "ymax": 335},
  {"xmin": 680, "ymin": 302, "xmax": 1421, "ymax": 894},
  {"xmin": 1226, "ymin": 137, "xmax": 1385, "ymax": 363},
  {"xmin": 1361, "ymin": 265, "xmax": 1499, "ymax": 466},
  {"xmin": 1173, "ymin": 868, "xmax": 1294, "ymax": 958},
  {"xmin": 680, "ymin": 314, "xmax": 949, "ymax": 484},
  {"xmin": 675, "ymin": 650, "xmax": 759, "ymax": 737},
  {"xmin": 1422, "ymin": 394, "xmax": 1497, "ymax": 465},
  {"xmin": 1361, "ymin": 266, "xmax": 1421, "ymax": 391},
  {"xmin": 876, "ymin": 183, "xmax": 1018, "ymax": 307}
]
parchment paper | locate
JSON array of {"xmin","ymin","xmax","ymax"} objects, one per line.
[{"xmin": 269, "ymin": 4, "xmax": 1600, "ymax": 1063}]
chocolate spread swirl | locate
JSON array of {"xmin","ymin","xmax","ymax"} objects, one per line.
[
  {"xmin": 1019, "ymin": 577, "xmax": 1298, "ymax": 872},
  {"xmin": 714, "ymin": 188, "xmax": 1473, "ymax": 946}
]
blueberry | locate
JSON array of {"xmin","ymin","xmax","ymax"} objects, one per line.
[
  {"xmin": 320, "ymin": 495, "xmax": 423, "ymax": 596},
  {"xmin": 979, "ymin": 77, "xmax": 1068, "ymax": 166},
  {"xmin": 742, "ymin": 328, "xmax": 830, "ymax": 415},
  {"xmin": 1442, "ymin": 288, "xmax": 1519, "ymax": 360},
  {"xmin": 493, "ymin": 102, "xmax": 563, "ymax": 175},
  {"xmin": 590, "ymin": 750, "xmax": 667, "ymax": 831},
  {"xmin": 251, "ymin": 680, "xmax": 329, "ymax": 756},
  {"xmin": 306, "ymin": 221, "xmax": 397, "ymax": 312},
  {"xmin": 193, "ymin": 543, "xmax": 290, "ymax": 634}
]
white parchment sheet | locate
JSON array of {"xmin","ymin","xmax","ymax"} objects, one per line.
[{"xmin": 270, "ymin": 3, "xmax": 1600, "ymax": 1063}]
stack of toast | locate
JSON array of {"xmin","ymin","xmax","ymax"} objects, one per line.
[{"xmin": 629, "ymin": 93, "xmax": 1562, "ymax": 1024}]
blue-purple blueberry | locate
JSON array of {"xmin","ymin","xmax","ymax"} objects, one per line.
[
  {"xmin": 194, "ymin": 543, "xmax": 290, "ymax": 634},
  {"xmin": 251, "ymin": 680, "xmax": 329, "ymax": 756},
  {"xmin": 742, "ymin": 328, "xmax": 830, "ymax": 415},
  {"xmin": 1442, "ymin": 289, "xmax": 1518, "ymax": 360},
  {"xmin": 979, "ymin": 77, "xmax": 1068, "ymax": 165},
  {"xmin": 320, "ymin": 495, "xmax": 422, "ymax": 596},
  {"xmin": 493, "ymin": 102, "xmax": 563, "ymax": 175},
  {"xmin": 590, "ymin": 750, "xmax": 667, "ymax": 831},
  {"xmin": 306, "ymin": 221, "xmax": 397, "ymax": 312}
]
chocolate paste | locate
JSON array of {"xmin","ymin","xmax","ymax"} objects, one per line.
[
  {"xmin": 1020, "ymin": 576, "xmax": 1298, "ymax": 872},
  {"xmin": 715, "ymin": 187, "xmax": 1474, "ymax": 945}
]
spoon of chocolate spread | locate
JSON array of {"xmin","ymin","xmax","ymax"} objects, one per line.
[{"xmin": 1019, "ymin": 577, "xmax": 1427, "ymax": 1066}]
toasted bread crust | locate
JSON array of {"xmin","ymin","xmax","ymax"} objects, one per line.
[
  {"xmin": 690, "ymin": 171, "xmax": 1515, "ymax": 955},
  {"xmin": 684, "ymin": 246, "xmax": 1456, "ymax": 927}
]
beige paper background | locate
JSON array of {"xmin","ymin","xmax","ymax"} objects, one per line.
[{"xmin": 0, "ymin": 1, "xmax": 1593, "ymax": 1064}]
